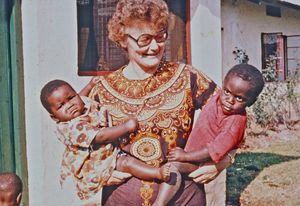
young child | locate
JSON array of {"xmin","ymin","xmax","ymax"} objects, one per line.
[
  {"xmin": 153, "ymin": 63, "xmax": 265, "ymax": 206},
  {"xmin": 40, "ymin": 79, "xmax": 170, "ymax": 204},
  {"xmin": 0, "ymin": 173, "xmax": 23, "ymax": 206}
]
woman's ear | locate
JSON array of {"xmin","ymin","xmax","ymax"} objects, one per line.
[
  {"xmin": 50, "ymin": 114, "xmax": 60, "ymax": 123},
  {"xmin": 118, "ymin": 39, "xmax": 127, "ymax": 50}
]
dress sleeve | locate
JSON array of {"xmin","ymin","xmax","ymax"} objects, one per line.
[
  {"xmin": 188, "ymin": 65, "xmax": 219, "ymax": 110},
  {"xmin": 56, "ymin": 119, "xmax": 99, "ymax": 148},
  {"xmin": 206, "ymin": 115, "xmax": 247, "ymax": 163}
]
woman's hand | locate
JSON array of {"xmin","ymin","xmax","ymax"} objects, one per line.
[
  {"xmin": 167, "ymin": 147, "xmax": 187, "ymax": 161},
  {"xmin": 188, "ymin": 149, "xmax": 236, "ymax": 184},
  {"xmin": 106, "ymin": 170, "xmax": 132, "ymax": 186},
  {"xmin": 188, "ymin": 162, "xmax": 220, "ymax": 184}
]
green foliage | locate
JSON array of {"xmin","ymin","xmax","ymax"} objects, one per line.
[
  {"xmin": 232, "ymin": 47, "xmax": 249, "ymax": 64},
  {"xmin": 247, "ymin": 83, "xmax": 287, "ymax": 127},
  {"xmin": 262, "ymin": 55, "xmax": 278, "ymax": 82},
  {"xmin": 246, "ymin": 55, "xmax": 299, "ymax": 129},
  {"xmin": 286, "ymin": 71, "xmax": 298, "ymax": 100}
]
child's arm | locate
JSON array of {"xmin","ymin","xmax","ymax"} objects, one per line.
[
  {"xmin": 79, "ymin": 76, "xmax": 101, "ymax": 97},
  {"xmin": 92, "ymin": 118, "xmax": 138, "ymax": 144},
  {"xmin": 168, "ymin": 147, "xmax": 211, "ymax": 162}
]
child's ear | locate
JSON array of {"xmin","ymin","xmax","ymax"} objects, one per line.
[
  {"xmin": 50, "ymin": 114, "xmax": 60, "ymax": 123},
  {"xmin": 16, "ymin": 192, "xmax": 22, "ymax": 204}
]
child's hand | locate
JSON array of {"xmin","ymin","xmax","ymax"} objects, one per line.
[
  {"xmin": 125, "ymin": 117, "xmax": 139, "ymax": 132},
  {"xmin": 167, "ymin": 147, "xmax": 187, "ymax": 162},
  {"xmin": 89, "ymin": 76, "xmax": 101, "ymax": 87}
]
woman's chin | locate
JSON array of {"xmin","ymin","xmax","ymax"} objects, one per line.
[{"xmin": 138, "ymin": 60, "xmax": 161, "ymax": 71}]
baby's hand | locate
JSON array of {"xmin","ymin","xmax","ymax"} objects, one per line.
[
  {"xmin": 125, "ymin": 117, "xmax": 139, "ymax": 132},
  {"xmin": 167, "ymin": 147, "xmax": 187, "ymax": 162},
  {"xmin": 89, "ymin": 76, "xmax": 101, "ymax": 87}
]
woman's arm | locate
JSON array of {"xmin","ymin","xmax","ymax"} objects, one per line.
[
  {"xmin": 188, "ymin": 149, "xmax": 236, "ymax": 184},
  {"xmin": 79, "ymin": 76, "xmax": 101, "ymax": 97}
]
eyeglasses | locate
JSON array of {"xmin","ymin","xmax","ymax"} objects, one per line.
[{"xmin": 126, "ymin": 30, "xmax": 168, "ymax": 47}]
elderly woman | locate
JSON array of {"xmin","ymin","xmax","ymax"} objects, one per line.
[{"xmin": 89, "ymin": 0, "xmax": 233, "ymax": 205}]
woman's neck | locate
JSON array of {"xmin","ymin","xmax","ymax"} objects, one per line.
[{"xmin": 123, "ymin": 62, "xmax": 158, "ymax": 80}]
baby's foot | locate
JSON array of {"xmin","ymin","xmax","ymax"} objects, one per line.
[{"xmin": 159, "ymin": 163, "xmax": 171, "ymax": 182}]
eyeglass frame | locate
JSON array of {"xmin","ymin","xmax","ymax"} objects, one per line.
[{"xmin": 126, "ymin": 29, "xmax": 168, "ymax": 47}]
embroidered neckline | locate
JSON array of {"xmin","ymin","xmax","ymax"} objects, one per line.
[{"xmin": 102, "ymin": 61, "xmax": 185, "ymax": 102}]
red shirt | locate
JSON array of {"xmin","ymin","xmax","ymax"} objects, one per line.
[{"xmin": 184, "ymin": 92, "xmax": 247, "ymax": 163}]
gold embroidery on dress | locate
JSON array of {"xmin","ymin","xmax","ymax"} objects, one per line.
[
  {"xmin": 89, "ymin": 62, "xmax": 208, "ymax": 204},
  {"xmin": 140, "ymin": 181, "xmax": 154, "ymax": 206}
]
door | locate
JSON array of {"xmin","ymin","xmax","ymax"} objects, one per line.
[{"xmin": 0, "ymin": 0, "xmax": 28, "ymax": 205}]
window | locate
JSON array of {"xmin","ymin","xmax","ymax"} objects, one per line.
[
  {"xmin": 261, "ymin": 33, "xmax": 300, "ymax": 82},
  {"xmin": 77, "ymin": 0, "xmax": 190, "ymax": 75},
  {"xmin": 266, "ymin": 5, "xmax": 281, "ymax": 18},
  {"xmin": 286, "ymin": 35, "xmax": 300, "ymax": 80}
]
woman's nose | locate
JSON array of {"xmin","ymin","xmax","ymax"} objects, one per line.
[{"xmin": 148, "ymin": 38, "xmax": 159, "ymax": 50}]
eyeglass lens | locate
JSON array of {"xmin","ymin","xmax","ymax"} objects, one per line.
[{"xmin": 130, "ymin": 31, "xmax": 168, "ymax": 47}]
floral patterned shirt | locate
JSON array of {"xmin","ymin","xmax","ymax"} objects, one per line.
[{"xmin": 55, "ymin": 96, "xmax": 118, "ymax": 200}]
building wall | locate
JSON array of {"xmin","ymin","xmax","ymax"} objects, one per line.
[
  {"xmin": 221, "ymin": 0, "xmax": 300, "ymax": 78},
  {"xmin": 190, "ymin": 0, "xmax": 223, "ymax": 86},
  {"xmin": 22, "ymin": 1, "xmax": 90, "ymax": 205},
  {"xmin": 21, "ymin": 0, "xmax": 223, "ymax": 205}
]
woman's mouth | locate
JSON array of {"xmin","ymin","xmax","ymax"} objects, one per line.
[{"xmin": 143, "ymin": 52, "xmax": 160, "ymax": 57}]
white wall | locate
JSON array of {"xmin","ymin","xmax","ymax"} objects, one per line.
[
  {"xmin": 22, "ymin": 1, "xmax": 90, "ymax": 205},
  {"xmin": 221, "ymin": 0, "xmax": 300, "ymax": 77},
  {"xmin": 190, "ymin": 0, "xmax": 223, "ymax": 86}
]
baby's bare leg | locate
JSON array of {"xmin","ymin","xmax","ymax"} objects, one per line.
[
  {"xmin": 153, "ymin": 162, "xmax": 199, "ymax": 206},
  {"xmin": 153, "ymin": 164, "xmax": 181, "ymax": 206},
  {"xmin": 116, "ymin": 156, "xmax": 170, "ymax": 182}
]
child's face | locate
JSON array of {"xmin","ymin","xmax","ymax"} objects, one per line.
[
  {"xmin": 0, "ymin": 191, "xmax": 20, "ymax": 206},
  {"xmin": 219, "ymin": 74, "xmax": 254, "ymax": 115},
  {"xmin": 48, "ymin": 85, "xmax": 85, "ymax": 122}
]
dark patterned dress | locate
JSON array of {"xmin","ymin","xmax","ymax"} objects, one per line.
[{"xmin": 89, "ymin": 61, "xmax": 218, "ymax": 205}]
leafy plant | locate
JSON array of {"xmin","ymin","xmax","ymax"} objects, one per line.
[
  {"xmin": 247, "ymin": 83, "xmax": 287, "ymax": 128},
  {"xmin": 262, "ymin": 55, "xmax": 278, "ymax": 82},
  {"xmin": 245, "ymin": 55, "xmax": 299, "ymax": 130},
  {"xmin": 232, "ymin": 47, "xmax": 249, "ymax": 64}
]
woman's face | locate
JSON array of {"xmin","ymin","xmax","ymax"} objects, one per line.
[{"xmin": 120, "ymin": 22, "xmax": 167, "ymax": 73}]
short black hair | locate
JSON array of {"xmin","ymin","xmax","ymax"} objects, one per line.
[
  {"xmin": 0, "ymin": 173, "xmax": 23, "ymax": 197},
  {"xmin": 225, "ymin": 64, "xmax": 265, "ymax": 100},
  {"xmin": 40, "ymin": 79, "xmax": 75, "ymax": 114}
]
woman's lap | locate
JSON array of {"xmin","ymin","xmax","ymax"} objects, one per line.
[{"xmin": 103, "ymin": 176, "xmax": 206, "ymax": 206}]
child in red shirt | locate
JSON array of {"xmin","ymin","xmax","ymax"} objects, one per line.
[{"xmin": 154, "ymin": 64, "xmax": 264, "ymax": 206}]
